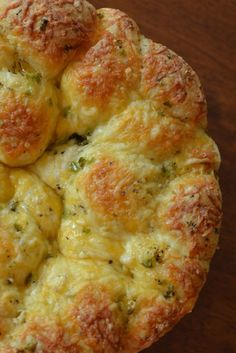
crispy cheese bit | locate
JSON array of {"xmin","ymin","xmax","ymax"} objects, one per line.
[
  {"xmin": 140, "ymin": 37, "xmax": 207, "ymax": 127},
  {"xmin": 159, "ymin": 174, "xmax": 222, "ymax": 260},
  {"xmin": 0, "ymin": 72, "xmax": 58, "ymax": 167},
  {"xmin": 71, "ymin": 285, "xmax": 123, "ymax": 353},
  {"xmin": 0, "ymin": 0, "xmax": 97, "ymax": 77},
  {"xmin": 57, "ymin": 10, "xmax": 140, "ymax": 139}
]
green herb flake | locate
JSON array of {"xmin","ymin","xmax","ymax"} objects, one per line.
[
  {"xmin": 82, "ymin": 227, "xmax": 91, "ymax": 234},
  {"xmin": 32, "ymin": 73, "xmax": 42, "ymax": 84},
  {"xmin": 25, "ymin": 72, "xmax": 42, "ymax": 84},
  {"xmin": 142, "ymin": 258, "xmax": 153, "ymax": 268},
  {"xmin": 97, "ymin": 13, "xmax": 104, "ymax": 19},
  {"xmin": 155, "ymin": 249, "xmax": 165, "ymax": 263},
  {"xmin": 14, "ymin": 223, "xmax": 23, "ymax": 232},
  {"xmin": 69, "ymin": 157, "xmax": 94, "ymax": 172},
  {"xmin": 78, "ymin": 157, "xmax": 86, "ymax": 168},
  {"xmin": 127, "ymin": 300, "xmax": 136, "ymax": 315},
  {"xmin": 163, "ymin": 285, "xmax": 175, "ymax": 299},
  {"xmin": 161, "ymin": 161, "xmax": 177, "ymax": 176},
  {"xmin": 161, "ymin": 165, "xmax": 167, "ymax": 174},
  {"xmin": 116, "ymin": 40, "xmax": 126, "ymax": 56},
  {"xmin": 70, "ymin": 161, "xmax": 80, "ymax": 172}
]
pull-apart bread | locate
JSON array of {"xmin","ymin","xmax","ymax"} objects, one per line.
[{"xmin": 0, "ymin": 1, "xmax": 222, "ymax": 352}]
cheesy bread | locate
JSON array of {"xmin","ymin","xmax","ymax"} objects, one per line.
[{"xmin": 0, "ymin": 1, "xmax": 222, "ymax": 353}]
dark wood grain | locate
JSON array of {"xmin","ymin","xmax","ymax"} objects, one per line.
[{"xmin": 91, "ymin": 1, "xmax": 236, "ymax": 352}]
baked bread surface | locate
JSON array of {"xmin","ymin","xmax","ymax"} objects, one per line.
[{"xmin": 0, "ymin": 1, "xmax": 222, "ymax": 352}]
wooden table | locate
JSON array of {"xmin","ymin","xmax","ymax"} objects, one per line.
[{"xmin": 91, "ymin": 1, "xmax": 236, "ymax": 352}]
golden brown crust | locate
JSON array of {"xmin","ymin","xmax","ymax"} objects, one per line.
[
  {"xmin": 74, "ymin": 33, "xmax": 137, "ymax": 104},
  {"xmin": 71, "ymin": 285, "xmax": 123, "ymax": 353},
  {"xmin": 85, "ymin": 160, "xmax": 139, "ymax": 228},
  {"xmin": 167, "ymin": 259, "xmax": 206, "ymax": 301},
  {"xmin": 0, "ymin": 0, "xmax": 96, "ymax": 77},
  {"xmin": 160, "ymin": 175, "xmax": 222, "ymax": 260},
  {"xmin": 123, "ymin": 299, "xmax": 185, "ymax": 353},
  {"xmin": 140, "ymin": 38, "xmax": 207, "ymax": 127},
  {"xmin": 1, "ymin": 0, "xmax": 95, "ymax": 52},
  {"xmin": 0, "ymin": 2, "xmax": 222, "ymax": 353},
  {"xmin": 57, "ymin": 8, "xmax": 140, "ymax": 138},
  {"xmin": 0, "ymin": 71, "xmax": 59, "ymax": 166},
  {"xmin": 123, "ymin": 259, "xmax": 206, "ymax": 353}
]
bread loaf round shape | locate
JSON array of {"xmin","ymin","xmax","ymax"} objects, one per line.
[{"xmin": 0, "ymin": 2, "xmax": 222, "ymax": 353}]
